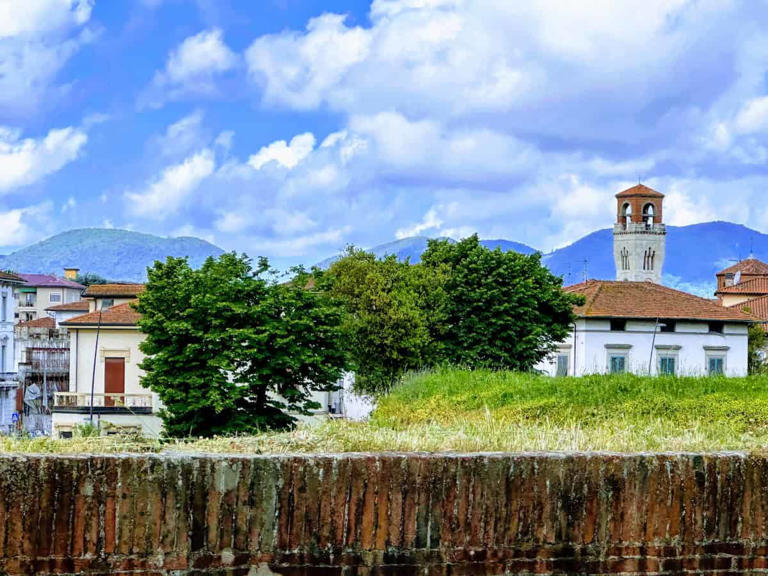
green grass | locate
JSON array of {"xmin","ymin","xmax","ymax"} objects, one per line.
[{"xmin": 4, "ymin": 368, "xmax": 768, "ymax": 453}]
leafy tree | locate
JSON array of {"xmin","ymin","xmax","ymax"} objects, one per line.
[
  {"xmin": 420, "ymin": 235, "xmax": 582, "ymax": 371},
  {"xmin": 319, "ymin": 248, "xmax": 433, "ymax": 394},
  {"xmin": 136, "ymin": 253, "xmax": 347, "ymax": 437},
  {"xmin": 74, "ymin": 272, "xmax": 108, "ymax": 286}
]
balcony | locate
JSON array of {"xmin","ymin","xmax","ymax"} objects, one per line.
[{"xmin": 53, "ymin": 392, "xmax": 153, "ymax": 414}]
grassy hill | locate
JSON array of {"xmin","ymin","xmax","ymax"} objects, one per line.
[{"xmin": 0, "ymin": 228, "xmax": 224, "ymax": 282}]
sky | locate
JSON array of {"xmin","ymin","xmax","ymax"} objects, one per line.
[{"xmin": 4, "ymin": 0, "xmax": 768, "ymax": 269}]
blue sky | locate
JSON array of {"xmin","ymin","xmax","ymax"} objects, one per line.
[{"xmin": 4, "ymin": 0, "xmax": 768, "ymax": 269}]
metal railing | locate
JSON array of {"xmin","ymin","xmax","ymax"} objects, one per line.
[{"xmin": 54, "ymin": 392, "xmax": 153, "ymax": 409}]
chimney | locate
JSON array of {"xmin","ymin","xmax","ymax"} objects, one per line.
[{"xmin": 64, "ymin": 267, "xmax": 79, "ymax": 280}]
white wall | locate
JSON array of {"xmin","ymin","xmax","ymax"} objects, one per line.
[{"xmin": 538, "ymin": 318, "xmax": 749, "ymax": 377}]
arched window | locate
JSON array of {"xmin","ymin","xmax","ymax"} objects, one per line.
[
  {"xmin": 643, "ymin": 203, "xmax": 655, "ymax": 229},
  {"xmin": 621, "ymin": 247, "xmax": 630, "ymax": 270},
  {"xmin": 621, "ymin": 202, "xmax": 632, "ymax": 228}
]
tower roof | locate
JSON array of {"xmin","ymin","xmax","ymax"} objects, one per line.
[
  {"xmin": 716, "ymin": 257, "xmax": 768, "ymax": 277},
  {"xmin": 615, "ymin": 184, "xmax": 664, "ymax": 199}
]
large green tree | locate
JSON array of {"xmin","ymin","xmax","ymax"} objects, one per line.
[
  {"xmin": 136, "ymin": 253, "xmax": 347, "ymax": 437},
  {"xmin": 421, "ymin": 235, "xmax": 582, "ymax": 370},
  {"xmin": 319, "ymin": 249, "xmax": 434, "ymax": 394}
]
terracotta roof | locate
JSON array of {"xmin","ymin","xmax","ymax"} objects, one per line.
[
  {"xmin": 716, "ymin": 276, "xmax": 768, "ymax": 296},
  {"xmin": 83, "ymin": 283, "xmax": 145, "ymax": 298},
  {"xmin": 716, "ymin": 258, "xmax": 768, "ymax": 277},
  {"xmin": 0, "ymin": 271, "xmax": 25, "ymax": 284},
  {"xmin": 615, "ymin": 184, "xmax": 664, "ymax": 198},
  {"xmin": 61, "ymin": 301, "xmax": 140, "ymax": 327},
  {"xmin": 17, "ymin": 273, "xmax": 84, "ymax": 289},
  {"xmin": 16, "ymin": 316, "xmax": 55, "ymax": 330},
  {"xmin": 45, "ymin": 300, "xmax": 90, "ymax": 312},
  {"xmin": 566, "ymin": 280, "xmax": 755, "ymax": 322},
  {"xmin": 731, "ymin": 295, "xmax": 768, "ymax": 322}
]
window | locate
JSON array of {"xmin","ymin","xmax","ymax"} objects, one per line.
[
  {"xmin": 709, "ymin": 322, "xmax": 724, "ymax": 334},
  {"xmin": 49, "ymin": 292, "xmax": 62, "ymax": 303},
  {"xmin": 659, "ymin": 356, "xmax": 676, "ymax": 375},
  {"xmin": 24, "ymin": 294, "xmax": 35, "ymax": 307},
  {"xmin": 609, "ymin": 355, "xmax": 627, "ymax": 374},
  {"xmin": 708, "ymin": 356, "xmax": 725, "ymax": 376},
  {"xmin": 610, "ymin": 319, "xmax": 627, "ymax": 331},
  {"xmin": 556, "ymin": 354, "xmax": 569, "ymax": 377},
  {"xmin": 1, "ymin": 294, "xmax": 6, "ymax": 322},
  {"xmin": 660, "ymin": 320, "xmax": 676, "ymax": 333},
  {"xmin": 101, "ymin": 298, "xmax": 114, "ymax": 310}
]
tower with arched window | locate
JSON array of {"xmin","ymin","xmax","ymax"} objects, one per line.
[{"xmin": 613, "ymin": 184, "xmax": 666, "ymax": 283}]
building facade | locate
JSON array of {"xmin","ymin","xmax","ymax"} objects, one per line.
[
  {"xmin": 538, "ymin": 280, "xmax": 752, "ymax": 377},
  {"xmin": 52, "ymin": 301, "xmax": 163, "ymax": 438},
  {"xmin": 14, "ymin": 273, "xmax": 84, "ymax": 322},
  {"xmin": 613, "ymin": 184, "xmax": 666, "ymax": 283}
]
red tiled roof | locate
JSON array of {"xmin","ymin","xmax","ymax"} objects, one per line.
[
  {"xmin": 17, "ymin": 273, "xmax": 84, "ymax": 289},
  {"xmin": 716, "ymin": 258, "xmax": 768, "ymax": 277},
  {"xmin": 45, "ymin": 301, "xmax": 90, "ymax": 312},
  {"xmin": 0, "ymin": 271, "xmax": 25, "ymax": 284},
  {"xmin": 615, "ymin": 184, "xmax": 664, "ymax": 198},
  {"xmin": 566, "ymin": 280, "xmax": 755, "ymax": 322},
  {"xmin": 16, "ymin": 316, "xmax": 55, "ymax": 330},
  {"xmin": 716, "ymin": 276, "xmax": 768, "ymax": 296},
  {"xmin": 731, "ymin": 295, "xmax": 768, "ymax": 322},
  {"xmin": 61, "ymin": 302, "xmax": 140, "ymax": 327},
  {"xmin": 83, "ymin": 283, "xmax": 145, "ymax": 298}
]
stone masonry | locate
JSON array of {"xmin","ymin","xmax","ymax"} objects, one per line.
[{"xmin": 1, "ymin": 453, "xmax": 768, "ymax": 574}]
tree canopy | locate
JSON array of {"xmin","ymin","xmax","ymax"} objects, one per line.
[
  {"xmin": 136, "ymin": 253, "xmax": 347, "ymax": 437},
  {"xmin": 321, "ymin": 235, "xmax": 581, "ymax": 393}
]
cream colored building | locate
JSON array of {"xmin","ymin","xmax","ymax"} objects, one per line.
[
  {"xmin": 51, "ymin": 300, "xmax": 163, "ymax": 438},
  {"xmin": 15, "ymin": 273, "xmax": 84, "ymax": 323},
  {"xmin": 81, "ymin": 283, "xmax": 145, "ymax": 312}
]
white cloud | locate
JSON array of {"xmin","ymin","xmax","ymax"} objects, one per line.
[
  {"xmin": 126, "ymin": 149, "xmax": 215, "ymax": 219},
  {"xmin": 0, "ymin": 126, "xmax": 87, "ymax": 193},
  {"xmin": 249, "ymin": 132, "xmax": 316, "ymax": 170},
  {"xmin": 0, "ymin": 0, "xmax": 94, "ymax": 116},
  {"xmin": 0, "ymin": 201, "xmax": 53, "ymax": 246},
  {"xmin": 142, "ymin": 28, "xmax": 237, "ymax": 108},
  {"xmin": 154, "ymin": 110, "xmax": 206, "ymax": 157},
  {"xmin": 395, "ymin": 207, "xmax": 442, "ymax": 238},
  {"xmin": 246, "ymin": 14, "xmax": 371, "ymax": 110}
]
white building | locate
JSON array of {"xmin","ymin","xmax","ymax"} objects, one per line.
[
  {"xmin": 539, "ymin": 280, "xmax": 753, "ymax": 377},
  {"xmin": 0, "ymin": 272, "xmax": 27, "ymax": 433}
]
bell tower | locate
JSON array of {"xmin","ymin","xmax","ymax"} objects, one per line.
[{"xmin": 613, "ymin": 184, "xmax": 666, "ymax": 283}]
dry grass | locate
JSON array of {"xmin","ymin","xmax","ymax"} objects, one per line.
[{"xmin": 5, "ymin": 369, "xmax": 768, "ymax": 454}]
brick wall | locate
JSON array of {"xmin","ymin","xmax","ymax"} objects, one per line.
[{"xmin": 1, "ymin": 453, "xmax": 768, "ymax": 574}]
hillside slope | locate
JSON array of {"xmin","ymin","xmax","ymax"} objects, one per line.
[{"xmin": 0, "ymin": 228, "xmax": 224, "ymax": 282}]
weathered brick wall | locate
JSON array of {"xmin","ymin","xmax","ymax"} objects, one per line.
[{"xmin": 1, "ymin": 453, "xmax": 768, "ymax": 574}]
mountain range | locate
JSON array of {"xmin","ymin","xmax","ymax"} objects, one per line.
[
  {"xmin": 1, "ymin": 222, "xmax": 763, "ymax": 295},
  {"xmin": 320, "ymin": 221, "xmax": 768, "ymax": 297},
  {"xmin": 0, "ymin": 229, "xmax": 224, "ymax": 282}
]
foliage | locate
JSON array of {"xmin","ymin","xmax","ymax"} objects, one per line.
[
  {"xmin": 319, "ymin": 248, "xmax": 434, "ymax": 394},
  {"xmin": 136, "ymin": 253, "xmax": 347, "ymax": 437},
  {"xmin": 748, "ymin": 323, "xmax": 768, "ymax": 375},
  {"xmin": 420, "ymin": 235, "xmax": 583, "ymax": 370},
  {"xmin": 74, "ymin": 272, "xmax": 108, "ymax": 286}
]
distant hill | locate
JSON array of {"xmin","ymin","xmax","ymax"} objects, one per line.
[
  {"xmin": 319, "ymin": 222, "xmax": 768, "ymax": 297},
  {"xmin": 316, "ymin": 236, "xmax": 537, "ymax": 268},
  {"xmin": 0, "ymin": 228, "xmax": 224, "ymax": 282}
]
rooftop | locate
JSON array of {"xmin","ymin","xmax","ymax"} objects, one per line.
[
  {"xmin": 717, "ymin": 257, "xmax": 768, "ymax": 277},
  {"xmin": 45, "ymin": 301, "xmax": 90, "ymax": 312},
  {"xmin": 83, "ymin": 283, "xmax": 145, "ymax": 298},
  {"xmin": 566, "ymin": 280, "xmax": 755, "ymax": 322},
  {"xmin": 61, "ymin": 301, "xmax": 140, "ymax": 327},
  {"xmin": 729, "ymin": 294, "xmax": 768, "ymax": 322},
  {"xmin": 0, "ymin": 271, "xmax": 30, "ymax": 284},
  {"xmin": 16, "ymin": 317, "xmax": 56, "ymax": 330},
  {"xmin": 716, "ymin": 276, "xmax": 768, "ymax": 296},
  {"xmin": 615, "ymin": 184, "xmax": 664, "ymax": 199},
  {"xmin": 17, "ymin": 274, "xmax": 84, "ymax": 289}
]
